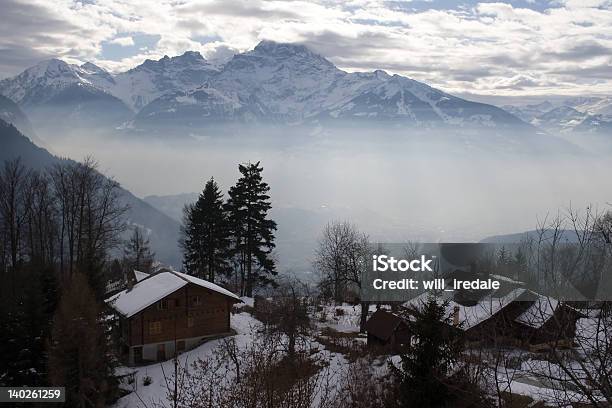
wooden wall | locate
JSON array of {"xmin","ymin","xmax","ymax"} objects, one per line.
[{"xmin": 127, "ymin": 283, "xmax": 233, "ymax": 346}]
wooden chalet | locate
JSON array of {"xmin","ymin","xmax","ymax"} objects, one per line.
[
  {"xmin": 369, "ymin": 280, "xmax": 584, "ymax": 352},
  {"xmin": 106, "ymin": 269, "xmax": 241, "ymax": 365},
  {"xmin": 364, "ymin": 309, "xmax": 412, "ymax": 351}
]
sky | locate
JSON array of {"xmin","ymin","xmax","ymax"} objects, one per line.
[{"xmin": 1, "ymin": 0, "xmax": 612, "ymax": 100}]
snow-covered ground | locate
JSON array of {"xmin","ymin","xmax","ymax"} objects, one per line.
[
  {"xmin": 113, "ymin": 311, "xmax": 262, "ymax": 407},
  {"xmin": 113, "ymin": 299, "xmax": 361, "ymax": 408},
  {"xmin": 113, "ymin": 301, "xmax": 607, "ymax": 408},
  {"xmin": 314, "ymin": 302, "xmax": 389, "ymax": 333}
]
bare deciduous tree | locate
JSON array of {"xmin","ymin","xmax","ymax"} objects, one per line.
[
  {"xmin": 314, "ymin": 221, "xmax": 371, "ymax": 331},
  {"xmin": 161, "ymin": 331, "xmax": 335, "ymax": 408},
  {"xmin": 50, "ymin": 158, "xmax": 128, "ymax": 290},
  {"xmin": 0, "ymin": 158, "xmax": 30, "ymax": 279}
]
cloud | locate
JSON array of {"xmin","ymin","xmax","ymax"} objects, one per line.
[
  {"xmin": 0, "ymin": 0, "xmax": 82, "ymax": 75},
  {"xmin": 108, "ymin": 36, "xmax": 135, "ymax": 46},
  {"xmin": 201, "ymin": 42, "xmax": 240, "ymax": 64},
  {"xmin": 0, "ymin": 0, "xmax": 612, "ymax": 98}
]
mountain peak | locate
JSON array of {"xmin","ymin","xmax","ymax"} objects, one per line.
[
  {"xmin": 135, "ymin": 51, "xmax": 209, "ymax": 72},
  {"xmin": 252, "ymin": 40, "xmax": 323, "ymax": 60},
  {"xmin": 16, "ymin": 58, "xmax": 80, "ymax": 83},
  {"xmin": 35, "ymin": 58, "xmax": 71, "ymax": 72},
  {"xmin": 80, "ymin": 62, "xmax": 108, "ymax": 74},
  {"xmin": 176, "ymin": 50, "xmax": 204, "ymax": 61}
]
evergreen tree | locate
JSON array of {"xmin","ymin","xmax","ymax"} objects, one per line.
[
  {"xmin": 123, "ymin": 227, "xmax": 155, "ymax": 273},
  {"xmin": 226, "ymin": 162, "xmax": 277, "ymax": 296},
  {"xmin": 393, "ymin": 295, "xmax": 464, "ymax": 407},
  {"xmin": 48, "ymin": 273, "xmax": 118, "ymax": 407},
  {"xmin": 181, "ymin": 178, "xmax": 231, "ymax": 282},
  {"xmin": 0, "ymin": 266, "xmax": 57, "ymax": 387}
]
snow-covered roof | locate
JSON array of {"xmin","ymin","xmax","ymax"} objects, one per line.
[
  {"xmin": 489, "ymin": 274, "xmax": 525, "ymax": 285},
  {"xmin": 171, "ymin": 270, "xmax": 241, "ymax": 301},
  {"xmin": 459, "ymin": 288, "xmax": 526, "ymax": 329},
  {"xmin": 106, "ymin": 270, "xmax": 240, "ymax": 318},
  {"xmin": 515, "ymin": 296, "xmax": 559, "ymax": 328},
  {"xmin": 402, "ymin": 288, "xmax": 527, "ymax": 330},
  {"xmin": 134, "ymin": 270, "xmax": 149, "ymax": 282}
]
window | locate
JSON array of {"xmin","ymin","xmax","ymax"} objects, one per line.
[
  {"xmin": 187, "ymin": 317, "xmax": 194, "ymax": 328},
  {"xmin": 192, "ymin": 295, "xmax": 201, "ymax": 306},
  {"xmin": 149, "ymin": 321, "xmax": 162, "ymax": 335},
  {"xmin": 157, "ymin": 299, "xmax": 169, "ymax": 310}
]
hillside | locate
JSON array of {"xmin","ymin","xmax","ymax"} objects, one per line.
[{"xmin": 0, "ymin": 119, "xmax": 182, "ymax": 266}]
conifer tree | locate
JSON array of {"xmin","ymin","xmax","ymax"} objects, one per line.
[
  {"xmin": 181, "ymin": 178, "xmax": 231, "ymax": 282},
  {"xmin": 226, "ymin": 162, "xmax": 277, "ymax": 296},
  {"xmin": 394, "ymin": 295, "xmax": 464, "ymax": 407},
  {"xmin": 48, "ymin": 273, "xmax": 118, "ymax": 407}
]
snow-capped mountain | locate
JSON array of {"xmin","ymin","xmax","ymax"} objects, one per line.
[
  {"xmin": 109, "ymin": 51, "xmax": 219, "ymax": 111},
  {"xmin": 502, "ymin": 101, "xmax": 553, "ymax": 123},
  {"xmin": 0, "ymin": 59, "xmax": 115, "ymax": 105},
  {"xmin": 0, "ymin": 58, "xmax": 131, "ymax": 129},
  {"xmin": 133, "ymin": 40, "xmax": 527, "ymax": 130},
  {"xmin": 316, "ymin": 73, "xmax": 525, "ymax": 128},
  {"xmin": 504, "ymin": 100, "xmax": 612, "ymax": 135},
  {"xmin": 531, "ymin": 106, "xmax": 587, "ymax": 133},
  {"xmin": 0, "ymin": 41, "xmax": 534, "ymax": 132},
  {"xmin": 563, "ymin": 96, "xmax": 612, "ymax": 117}
]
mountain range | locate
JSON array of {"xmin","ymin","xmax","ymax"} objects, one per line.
[
  {"xmin": 0, "ymin": 40, "xmax": 533, "ymax": 134},
  {"xmin": 503, "ymin": 97, "xmax": 612, "ymax": 136}
]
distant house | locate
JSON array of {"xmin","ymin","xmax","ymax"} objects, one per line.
[
  {"xmin": 364, "ymin": 309, "xmax": 412, "ymax": 350},
  {"xmin": 401, "ymin": 285, "xmax": 584, "ymax": 351},
  {"xmin": 106, "ymin": 269, "xmax": 241, "ymax": 365},
  {"xmin": 513, "ymin": 295, "xmax": 584, "ymax": 351}
]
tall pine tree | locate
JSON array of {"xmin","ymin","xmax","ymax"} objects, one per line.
[
  {"xmin": 181, "ymin": 178, "xmax": 231, "ymax": 282},
  {"xmin": 226, "ymin": 162, "xmax": 277, "ymax": 297}
]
